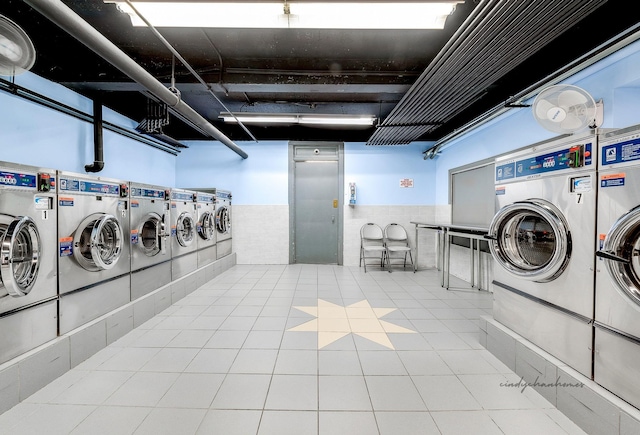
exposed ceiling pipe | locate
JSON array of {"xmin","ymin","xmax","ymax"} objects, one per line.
[
  {"xmin": 24, "ymin": 0, "xmax": 249, "ymax": 159},
  {"xmin": 123, "ymin": 0, "xmax": 258, "ymax": 143},
  {"xmin": 85, "ymin": 98, "xmax": 105, "ymax": 172}
]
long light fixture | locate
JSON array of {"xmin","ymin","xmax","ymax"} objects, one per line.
[
  {"xmin": 105, "ymin": 1, "xmax": 462, "ymax": 30},
  {"xmin": 219, "ymin": 112, "xmax": 376, "ymax": 127}
]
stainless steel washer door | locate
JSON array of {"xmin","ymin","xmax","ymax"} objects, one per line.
[
  {"xmin": 176, "ymin": 212, "xmax": 195, "ymax": 247},
  {"xmin": 598, "ymin": 206, "xmax": 640, "ymax": 307},
  {"xmin": 73, "ymin": 213, "xmax": 123, "ymax": 271},
  {"xmin": 216, "ymin": 206, "xmax": 230, "ymax": 235},
  {"xmin": 488, "ymin": 199, "xmax": 571, "ymax": 282},
  {"xmin": 138, "ymin": 212, "xmax": 162, "ymax": 257},
  {"xmin": 0, "ymin": 215, "xmax": 41, "ymax": 297},
  {"xmin": 198, "ymin": 211, "xmax": 215, "ymax": 241}
]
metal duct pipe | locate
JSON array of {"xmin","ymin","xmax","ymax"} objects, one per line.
[
  {"xmin": 85, "ymin": 98, "xmax": 105, "ymax": 172},
  {"xmin": 367, "ymin": 0, "xmax": 607, "ymax": 146},
  {"xmin": 24, "ymin": 0, "xmax": 248, "ymax": 159}
]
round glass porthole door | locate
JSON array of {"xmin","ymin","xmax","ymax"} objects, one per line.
[
  {"xmin": 198, "ymin": 211, "xmax": 215, "ymax": 241},
  {"xmin": 487, "ymin": 199, "xmax": 571, "ymax": 282},
  {"xmin": 216, "ymin": 206, "xmax": 230, "ymax": 234},
  {"xmin": 138, "ymin": 213, "xmax": 162, "ymax": 257},
  {"xmin": 0, "ymin": 215, "xmax": 41, "ymax": 297},
  {"xmin": 73, "ymin": 213, "xmax": 123, "ymax": 271},
  {"xmin": 176, "ymin": 212, "xmax": 195, "ymax": 247},
  {"xmin": 598, "ymin": 206, "xmax": 640, "ymax": 306}
]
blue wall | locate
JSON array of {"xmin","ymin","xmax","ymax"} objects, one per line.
[
  {"xmin": 175, "ymin": 140, "xmax": 436, "ymax": 205},
  {"xmin": 0, "ymin": 72, "xmax": 176, "ymax": 186},
  {"xmin": 433, "ymin": 38, "xmax": 640, "ymax": 204},
  {"xmin": 4, "ymin": 36, "xmax": 640, "ymax": 208}
]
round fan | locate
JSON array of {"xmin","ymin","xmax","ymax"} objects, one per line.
[
  {"xmin": 532, "ymin": 84, "xmax": 598, "ymax": 134},
  {"xmin": 0, "ymin": 14, "xmax": 36, "ymax": 76}
]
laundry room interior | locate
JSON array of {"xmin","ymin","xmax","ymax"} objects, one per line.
[{"xmin": 2, "ymin": 1, "xmax": 640, "ymax": 434}]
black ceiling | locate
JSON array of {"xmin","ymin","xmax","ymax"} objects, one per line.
[{"xmin": 2, "ymin": 0, "xmax": 639, "ymax": 145}]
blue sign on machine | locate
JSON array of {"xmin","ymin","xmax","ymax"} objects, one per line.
[{"xmin": 601, "ymin": 136, "xmax": 640, "ymax": 165}]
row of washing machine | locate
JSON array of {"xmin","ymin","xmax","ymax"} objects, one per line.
[
  {"xmin": 0, "ymin": 164, "xmax": 232, "ymax": 365},
  {"xmin": 486, "ymin": 125, "xmax": 640, "ymax": 411}
]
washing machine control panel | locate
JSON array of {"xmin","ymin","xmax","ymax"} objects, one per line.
[{"xmin": 496, "ymin": 142, "xmax": 592, "ymax": 182}]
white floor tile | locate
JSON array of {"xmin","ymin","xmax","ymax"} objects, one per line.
[
  {"xmin": 318, "ymin": 376, "xmax": 372, "ymax": 411},
  {"xmin": 375, "ymin": 411, "xmax": 441, "ymax": 435},
  {"xmin": 156, "ymin": 373, "xmax": 224, "ymax": 408},
  {"xmin": 431, "ymin": 410, "xmax": 503, "ymax": 435},
  {"xmin": 0, "ymin": 265, "xmax": 592, "ymax": 435},
  {"xmin": 196, "ymin": 410, "xmax": 262, "ymax": 435},
  {"xmin": 258, "ymin": 410, "xmax": 318, "ymax": 435},
  {"xmin": 210, "ymin": 374, "xmax": 271, "ymax": 409},
  {"xmin": 264, "ymin": 375, "xmax": 318, "ymax": 411},
  {"xmin": 412, "ymin": 375, "xmax": 482, "ymax": 411},
  {"xmin": 319, "ymin": 411, "xmax": 378, "ymax": 435},
  {"xmin": 132, "ymin": 408, "xmax": 206, "ymax": 435},
  {"xmin": 69, "ymin": 406, "xmax": 151, "ymax": 435}
]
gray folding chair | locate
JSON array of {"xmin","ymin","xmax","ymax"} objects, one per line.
[
  {"xmin": 384, "ymin": 223, "xmax": 414, "ymax": 272},
  {"xmin": 359, "ymin": 223, "xmax": 388, "ymax": 272}
]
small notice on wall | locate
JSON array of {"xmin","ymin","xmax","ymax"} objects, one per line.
[{"xmin": 400, "ymin": 178, "xmax": 414, "ymax": 188}]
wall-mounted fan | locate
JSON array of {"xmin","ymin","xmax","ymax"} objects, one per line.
[
  {"xmin": 533, "ymin": 84, "xmax": 602, "ymax": 134},
  {"xmin": 0, "ymin": 14, "xmax": 36, "ymax": 76}
]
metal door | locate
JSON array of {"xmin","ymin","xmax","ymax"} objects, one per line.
[
  {"xmin": 290, "ymin": 142, "xmax": 343, "ymax": 264},
  {"xmin": 487, "ymin": 199, "xmax": 571, "ymax": 282},
  {"xmin": 597, "ymin": 205, "xmax": 640, "ymax": 306},
  {"xmin": 0, "ymin": 215, "xmax": 41, "ymax": 296}
]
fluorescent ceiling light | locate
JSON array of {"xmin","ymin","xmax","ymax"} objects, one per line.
[
  {"xmin": 220, "ymin": 112, "xmax": 376, "ymax": 127},
  {"xmin": 106, "ymin": 1, "xmax": 461, "ymax": 29}
]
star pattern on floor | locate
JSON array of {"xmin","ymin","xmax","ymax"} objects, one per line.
[{"xmin": 288, "ymin": 298, "xmax": 416, "ymax": 349}]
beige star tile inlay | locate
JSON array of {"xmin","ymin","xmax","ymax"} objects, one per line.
[{"xmin": 288, "ymin": 299, "xmax": 416, "ymax": 349}]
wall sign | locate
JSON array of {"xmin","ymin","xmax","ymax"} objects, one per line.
[{"xmin": 400, "ymin": 178, "xmax": 414, "ymax": 188}]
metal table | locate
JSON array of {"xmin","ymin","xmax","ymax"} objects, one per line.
[{"xmin": 411, "ymin": 222, "xmax": 489, "ymax": 290}]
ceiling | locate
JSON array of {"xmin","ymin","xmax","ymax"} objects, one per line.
[{"xmin": 1, "ymin": 0, "xmax": 639, "ymax": 148}]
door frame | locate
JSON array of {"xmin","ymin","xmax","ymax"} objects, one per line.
[{"xmin": 288, "ymin": 141, "xmax": 344, "ymax": 265}]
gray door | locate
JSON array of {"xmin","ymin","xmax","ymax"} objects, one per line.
[{"xmin": 290, "ymin": 143, "xmax": 343, "ymax": 264}]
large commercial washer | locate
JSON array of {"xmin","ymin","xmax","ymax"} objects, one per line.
[
  {"xmin": 130, "ymin": 182, "xmax": 171, "ymax": 300},
  {"xmin": 0, "ymin": 161, "xmax": 57, "ymax": 364},
  {"xmin": 486, "ymin": 132, "xmax": 598, "ymax": 377},
  {"xmin": 196, "ymin": 191, "xmax": 216, "ymax": 268},
  {"xmin": 170, "ymin": 188, "xmax": 198, "ymax": 280},
  {"xmin": 594, "ymin": 124, "xmax": 640, "ymax": 409},
  {"xmin": 215, "ymin": 189, "xmax": 232, "ymax": 259},
  {"xmin": 57, "ymin": 171, "xmax": 130, "ymax": 334}
]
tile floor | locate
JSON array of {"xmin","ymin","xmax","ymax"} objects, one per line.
[{"xmin": 0, "ymin": 265, "xmax": 587, "ymax": 434}]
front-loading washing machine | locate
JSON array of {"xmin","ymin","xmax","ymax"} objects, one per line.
[
  {"xmin": 594, "ymin": 124, "xmax": 640, "ymax": 409},
  {"xmin": 170, "ymin": 188, "xmax": 198, "ymax": 280},
  {"xmin": 57, "ymin": 171, "xmax": 130, "ymax": 334},
  {"xmin": 486, "ymin": 132, "xmax": 598, "ymax": 377},
  {"xmin": 129, "ymin": 182, "xmax": 171, "ymax": 301},
  {"xmin": 0, "ymin": 161, "xmax": 57, "ymax": 364},
  {"xmin": 215, "ymin": 189, "xmax": 232, "ymax": 259},
  {"xmin": 196, "ymin": 191, "xmax": 216, "ymax": 268}
]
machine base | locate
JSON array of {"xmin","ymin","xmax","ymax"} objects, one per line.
[
  {"xmin": 58, "ymin": 275, "xmax": 130, "ymax": 335},
  {"xmin": 216, "ymin": 238, "xmax": 232, "ymax": 259},
  {"xmin": 493, "ymin": 284, "xmax": 593, "ymax": 377},
  {"xmin": 171, "ymin": 251, "xmax": 198, "ymax": 281},
  {"xmin": 0, "ymin": 300, "xmax": 58, "ymax": 365},
  {"xmin": 594, "ymin": 326, "xmax": 640, "ymax": 411},
  {"xmin": 481, "ymin": 315, "xmax": 640, "ymax": 435},
  {"xmin": 197, "ymin": 244, "xmax": 217, "ymax": 268},
  {"xmin": 131, "ymin": 261, "xmax": 172, "ymax": 301}
]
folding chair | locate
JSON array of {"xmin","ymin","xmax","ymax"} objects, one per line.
[
  {"xmin": 384, "ymin": 223, "xmax": 414, "ymax": 272},
  {"xmin": 359, "ymin": 223, "xmax": 388, "ymax": 272}
]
